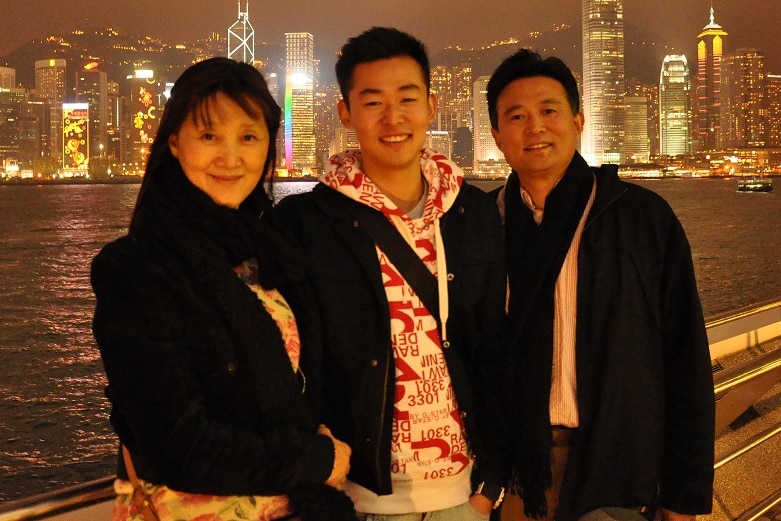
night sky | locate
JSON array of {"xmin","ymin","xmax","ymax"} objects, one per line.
[{"xmin": 2, "ymin": 0, "xmax": 781, "ymax": 73}]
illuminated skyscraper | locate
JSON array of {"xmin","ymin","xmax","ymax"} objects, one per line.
[
  {"xmin": 722, "ymin": 49, "xmax": 766, "ymax": 148},
  {"xmin": 35, "ymin": 59, "xmax": 67, "ymax": 159},
  {"xmin": 581, "ymin": 0, "xmax": 625, "ymax": 165},
  {"xmin": 0, "ymin": 89, "xmax": 26, "ymax": 163},
  {"xmin": 284, "ymin": 32, "xmax": 315, "ymax": 174},
  {"xmin": 76, "ymin": 64, "xmax": 108, "ymax": 161},
  {"xmin": 695, "ymin": 5, "xmax": 728, "ymax": 151},
  {"xmin": 228, "ymin": 1, "xmax": 254, "ymax": 63},
  {"xmin": 625, "ymin": 96, "xmax": 648, "ymax": 162},
  {"xmin": 767, "ymin": 74, "xmax": 781, "ymax": 147},
  {"xmin": 472, "ymin": 76, "xmax": 508, "ymax": 176},
  {"xmin": 0, "ymin": 67, "xmax": 15, "ymax": 90},
  {"xmin": 659, "ymin": 55, "xmax": 692, "ymax": 156}
]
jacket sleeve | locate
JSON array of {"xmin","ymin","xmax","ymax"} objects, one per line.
[
  {"xmin": 658, "ymin": 215, "xmax": 715, "ymax": 513},
  {"xmin": 456, "ymin": 187, "xmax": 512, "ymax": 492},
  {"xmin": 91, "ymin": 241, "xmax": 335, "ymax": 495}
]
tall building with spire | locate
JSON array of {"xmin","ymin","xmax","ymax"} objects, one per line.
[
  {"xmin": 581, "ymin": 0, "xmax": 625, "ymax": 165},
  {"xmin": 659, "ymin": 55, "xmax": 692, "ymax": 156},
  {"xmin": 228, "ymin": 1, "xmax": 254, "ymax": 63},
  {"xmin": 284, "ymin": 32, "xmax": 316, "ymax": 174},
  {"xmin": 695, "ymin": 4, "xmax": 728, "ymax": 151}
]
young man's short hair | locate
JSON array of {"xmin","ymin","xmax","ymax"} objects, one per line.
[
  {"xmin": 335, "ymin": 27, "xmax": 430, "ymax": 107},
  {"xmin": 486, "ymin": 48, "xmax": 580, "ymax": 129}
]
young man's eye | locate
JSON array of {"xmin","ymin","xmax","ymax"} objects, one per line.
[
  {"xmin": 243, "ymin": 134, "xmax": 258, "ymax": 141},
  {"xmin": 201, "ymin": 132, "xmax": 215, "ymax": 140}
]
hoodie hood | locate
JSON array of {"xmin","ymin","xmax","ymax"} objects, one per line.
[{"xmin": 320, "ymin": 147, "xmax": 464, "ymax": 222}]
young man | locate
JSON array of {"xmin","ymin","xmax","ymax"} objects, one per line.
[
  {"xmin": 486, "ymin": 49, "xmax": 715, "ymax": 521},
  {"xmin": 275, "ymin": 27, "xmax": 508, "ymax": 520}
]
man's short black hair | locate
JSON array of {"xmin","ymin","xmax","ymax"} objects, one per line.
[
  {"xmin": 486, "ymin": 48, "xmax": 580, "ymax": 129},
  {"xmin": 335, "ymin": 27, "xmax": 430, "ymax": 107}
]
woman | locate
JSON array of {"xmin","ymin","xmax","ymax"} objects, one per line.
[{"xmin": 91, "ymin": 57, "xmax": 352, "ymax": 521}]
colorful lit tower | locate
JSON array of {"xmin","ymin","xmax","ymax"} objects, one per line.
[
  {"xmin": 695, "ymin": 4, "xmax": 728, "ymax": 151},
  {"xmin": 228, "ymin": 1, "xmax": 254, "ymax": 64},
  {"xmin": 581, "ymin": 0, "xmax": 626, "ymax": 165},
  {"xmin": 284, "ymin": 32, "xmax": 315, "ymax": 175}
]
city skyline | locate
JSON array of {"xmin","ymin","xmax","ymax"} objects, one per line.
[{"xmin": 2, "ymin": 0, "xmax": 781, "ymax": 74}]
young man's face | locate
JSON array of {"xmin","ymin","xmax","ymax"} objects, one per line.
[
  {"xmin": 491, "ymin": 76, "xmax": 583, "ymax": 183},
  {"xmin": 338, "ymin": 56, "xmax": 436, "ymax": 178}
]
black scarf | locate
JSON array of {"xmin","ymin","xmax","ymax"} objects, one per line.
[
  {"xmin": 132, "ymin": 156, "xmax": 302, "ymax": 287},
  {"xmin": 130, "ymin": 158, "xmax": 318, "ymax": 433},
  {"xmin": 504, "ymin": 154, "xmax": 594, "ymax": 518}
]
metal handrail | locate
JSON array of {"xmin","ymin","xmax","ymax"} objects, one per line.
[
  {"xmin": 736, "ymin": 488, "xmax": 781, "ymax": 521},
  {"xmin": 0, "ymin": 477, "xmax": 114, "ymax": 521},
  {"xmin": 0, "ymin": 302, "xmax": 779, "ymax": 521},
  {"xmin": 713, "ymin": 349, "xmax": 781, "ymax": 397}
]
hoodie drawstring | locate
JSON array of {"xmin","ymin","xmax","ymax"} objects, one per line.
[{"xmin": 434, "ymin": 219, "xmax": 449, "ymax": 345}]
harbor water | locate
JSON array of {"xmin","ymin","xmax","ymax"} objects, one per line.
[{"xmin": 0, "ymin": 177, "xmax": 779, "ymax": 501}]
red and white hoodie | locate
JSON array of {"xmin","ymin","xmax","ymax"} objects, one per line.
[{"xmin": 321, "ymin": 148, "xmax": 473, "ymax": 514}]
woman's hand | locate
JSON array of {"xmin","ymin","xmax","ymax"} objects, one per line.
[{"xmin": 319, "ymin": 425, "xmax": 351, "ymax": 489}]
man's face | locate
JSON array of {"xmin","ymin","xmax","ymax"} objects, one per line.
[
  {"xmin": 338, "ymin": 56, "xmax": 436, "ymax": 178},
  {"xmin": 491, "ymin": 76, "xmax": 583, "ymax": 183}
]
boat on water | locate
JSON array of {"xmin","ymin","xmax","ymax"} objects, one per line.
[{"xmin": 736, "ymin": 176, "xmax": 773, "ymax": 192}]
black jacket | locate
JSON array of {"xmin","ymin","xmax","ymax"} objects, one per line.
[
  {"xmin": 503, "ymin": 156, "xmax": 715, "ymax": 520},
  {"xmin": 274, "ymin": 182, "xmax": 509, "ymax": 496},
  {"xmin": 91, "ymin": 170, "xmax": 335, "ymax": 496}
]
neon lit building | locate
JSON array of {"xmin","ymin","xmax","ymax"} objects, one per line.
[
  {"xmin": 581, "ymin": 0, "xmax": 625, "ymax": 165},
  {"xmin": 129, "ymin": 70, "xmax": 161, "ymax": 167},
  {"xmin": 695, "ymin": 5, "xmax": 728, "ymax": 151},
  {"xmin": 62, "ymin": 103, "xmax": 89, "ymax": 173},
  {"xmin": 228, "ymin": 1, "xmax": 254, "ymax": 64},
  {"xmin": 284, "ymin": 32, "xmax": 315, "ymax": 174},
  {"xmin": 659, "ymin": 55, "xmax": 692, "ymax": 156}
]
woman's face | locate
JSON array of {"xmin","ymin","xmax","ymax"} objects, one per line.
[{"xmin": 169, "ymin": 92, "xmax": 269, "ymax": 209}]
